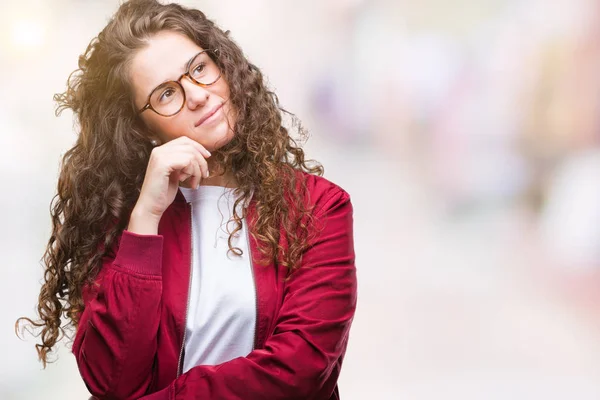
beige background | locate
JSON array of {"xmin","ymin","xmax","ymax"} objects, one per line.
[{"xmin": 2, "ymin": 0, "xmax": 600, "ymax": 398}]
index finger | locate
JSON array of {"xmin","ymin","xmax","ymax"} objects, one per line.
[{"xmin": 180, "ymin": 136, "xmax": 211, "ymax": 158}]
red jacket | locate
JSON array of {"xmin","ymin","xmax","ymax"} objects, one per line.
[{"xmin": 73, "ymin": 173, "xmax": 357, "ymax": 400}]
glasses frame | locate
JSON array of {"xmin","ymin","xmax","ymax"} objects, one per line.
[{"xmin": 137, "ymin": 49, "xmax": 222, "ymax": 117}]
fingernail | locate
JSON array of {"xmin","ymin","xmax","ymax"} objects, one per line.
[{"xmin": 205, "ymin": 170, "xmax": 210, "ymax": 178}]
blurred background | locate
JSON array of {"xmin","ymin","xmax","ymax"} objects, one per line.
[{"xmin": 2, "ymin": 0, "xmax": 600, "ymax": 398}]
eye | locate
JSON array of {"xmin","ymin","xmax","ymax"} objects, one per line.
[
  {"xmin": 192, "ymin": 62, "xmax": 206, "ymax": 76},
  {"xmin": 159, "ymin": 88, "xmax": 176, "ymax": 102}
]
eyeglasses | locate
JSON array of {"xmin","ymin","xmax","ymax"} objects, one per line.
[{"xmin": 137, "ymin": 49, "xmax": 222, "ymax": 117}]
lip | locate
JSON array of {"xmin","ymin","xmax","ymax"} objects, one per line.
[{"xmin": 194, "ymin": 103, "xmax": 224, "ymax": 127}]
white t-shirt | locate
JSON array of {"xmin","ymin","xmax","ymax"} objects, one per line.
[{"xmin": 179, "ymin": 185, "xmax": 256, "ymax": 373}]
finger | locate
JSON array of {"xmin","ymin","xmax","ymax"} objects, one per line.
[
  {"xmin": 181, "ymin": 136, "xmax": 211, "ymax": 158},
  {"xmin": 178, "ymin": 171, "xmax": 192, "ymax": 183},
  {"xmin": 180, "ymin": 153, "xmax": 202, "ymax": 188},
  {"xmin": 154, "ymin": 142, "xmax": 208, "ymax": 182},
  {"xmin": 177, "ymin": 145, "xmax": 209, "ymax": 180},
  {"xmin": 179, "ymin": 161, "xmax": 195, "ymax": 182},
  {"xmin": 153, "ymin": 149, "xmax": 190, "ymax": 174},
  {"xmin": 190, "ymin": 157, "xmax": 202, "ymax": 188},
  {"xmin": 182, "ymin": 154, "xmax": 199, "ymax": 188},
  {"xmin": 192, "ymin": 148, "xmax": 209, "ymax": 179}
]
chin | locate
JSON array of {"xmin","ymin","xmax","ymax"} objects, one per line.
[{"xmin": 202, "ymin": 130, "xmax": 234, "ymax": 152}]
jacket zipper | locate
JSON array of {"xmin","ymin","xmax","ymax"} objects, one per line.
[
  {"xmin": 177, "ymin": 201, "xmax": 194, "ymax": 377},
  {"xmin": 245, "ymin": 217, "xmax": 259, "ymax": 350}
]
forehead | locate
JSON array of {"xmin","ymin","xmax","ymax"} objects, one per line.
[{"xmin": 130, "ymin": 30, "xmax": 204, "ymax": 100}]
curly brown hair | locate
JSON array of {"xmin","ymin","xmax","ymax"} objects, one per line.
[{"xmin": 16, "ymin": 0, "xmax": 323, "ymax": 368}]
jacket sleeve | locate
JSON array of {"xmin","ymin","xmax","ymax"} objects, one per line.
[
  {"xmin": 141, "ymin": 188, "xmax": 357, "ymax": 400},
  {"xmin": 72, "ymin": 231, "xmax": 164, "ymax": 400}
]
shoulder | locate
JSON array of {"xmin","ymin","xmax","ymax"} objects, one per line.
[{"xmin": 294, "ymin": 170, "xmax": 351, "ymax": 217}]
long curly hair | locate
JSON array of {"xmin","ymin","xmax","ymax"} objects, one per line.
[{"xmin": 16, "ymin": 0, "xmax": 323, "ymax": 367}]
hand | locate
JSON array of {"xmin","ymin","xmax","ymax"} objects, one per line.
[{"xmin": 128, "ymin": 136, "xmax": 211, "ymax": 234}]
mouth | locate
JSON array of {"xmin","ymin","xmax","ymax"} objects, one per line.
[{"xmin": 195, "ymin": 103, "xmax": 224, "ymax": 127}]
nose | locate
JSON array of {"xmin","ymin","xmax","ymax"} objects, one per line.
[{"xmin": 181, "ymin": 77, "xmax": 210, "ymax": 110}]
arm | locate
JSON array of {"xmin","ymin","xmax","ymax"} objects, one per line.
[
  {"xmin": 143, "ymin": 188, "xmax": 357, "ymax": 400},
  {"xmin": 76, "ymin": 136, "xmax": 209, "ymax": 399},
  {"xmin": 73, "ymin": 230, "xmax": 164, "ymax": 400}
]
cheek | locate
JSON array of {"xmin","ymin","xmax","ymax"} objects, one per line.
[
  {"xmin": 221, "ymin": 101, "xmax": 237, "ymax": 131},
  {"xmin": 222, "ymin": 84, "xmax": 231, "ymax": 99},
  {"xmin": 216, "ymin": 77, "xmax": 232, "ymax": 101},
  {"xmin": 219, "ymin": 84, "xmax": 235, "ymax": 118},
  {"xmin": 144, "ymin": 115, "xmax": 186, "ymax": 141}
]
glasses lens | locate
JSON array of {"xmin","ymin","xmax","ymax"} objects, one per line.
[
  {"xmin": 189, "ymin": 51, "xmax": 221, "ymax": 85},
  {"xmin": 150, "ymin": 81, "xmax": 184, "ymax": 116}
]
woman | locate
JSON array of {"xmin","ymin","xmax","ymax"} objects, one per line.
[{"xmin": 17, "ymin": 0, "xmax": 357, "ymax": 399}]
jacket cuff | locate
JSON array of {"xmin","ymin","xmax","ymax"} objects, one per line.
[{"xmin": 112, "ymin": 230, "xmax": 164, "ymax": 276}]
